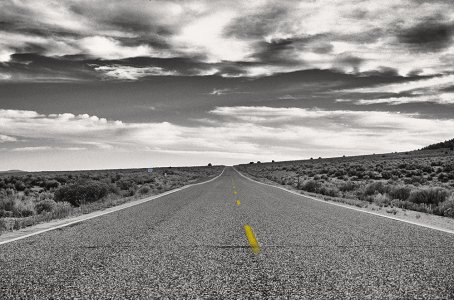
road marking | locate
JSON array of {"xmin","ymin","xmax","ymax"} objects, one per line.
[
  {"xmin": 0, "ymin": 167, "xmax": 227, "ymax": 246},
  {"xmin": 232, "ymin": 167, "xmax": 454, "ymax": 235},
  {"xmin": 236, "ymin": 200, "xmax": 241, "ymax": 206},
  {"xmin": 244, "ymin": 225, "xmax": 260, "ymax": 253},
  {"xmin": 233, "ymin": 191, "xmax": 237, "ymax": 195}
]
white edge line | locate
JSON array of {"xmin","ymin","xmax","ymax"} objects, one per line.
[
  {"xmin": 233, "ymin": 167, "xmax": 454, "ymax": 235},
  {"xmin": 0, "ymin": 167, "xmax": 227, "ymax": 246}
]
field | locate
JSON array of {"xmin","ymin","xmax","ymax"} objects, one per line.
[
  {"xmin": 0, "ymin": 165, "xmax": 223, "ymax": 233},
  {"xmin": 236, "ymin": 149, "xmax": 454, "ymax": 218}
]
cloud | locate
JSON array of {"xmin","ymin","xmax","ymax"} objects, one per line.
[
  {"xmin": 1, "ymin": 53, "xmax": 99, "ymax": 82},
  {"xmin": 278, "ymin": 95, "xmax": 296, "ymax": 100},
  {"xmin": 0, "ymin": 0, "xmax": 452, "ymax": 80},
  {"xmin": 0, "ymin": 134, "xmax": 17, "ymax": 142},
  {"xmin": 351, "ymin": 93, "xmax": 454, "ymax": 105},
  {"xmin": 0, "ymin": 109, "xmax": 125, "ymax": 149},
  {"xmin": 1, "ymin": 107, "xmax": 454, "ymax": 166},
  {"xmin": 396, "ymin": 21, "xmax": 453, "ymax": 52},
  {"xmin": 343, "ymin": 75, "xmax": 454, "ymax": 94},
  {"xmin": 79, "ymin": 36, "xmax": 158, "ymax": 59},
  {"xmin": 174, "ymin": 11, "xmax": 253, "ymax": 62},
  {"xmin": 209, "ymin": 88, "xmax": 231, "ymax": 96},
  {"xmin": 11, "ymin": 146, "xmax": 52, "ymax": 152},
  {"xmin": 11, "ymin": 146, "xmax": 86, "ymax": 152},
  {"xmin": 207, "ymin": 106, "xmax": 454, "ymax": 153},
  {"xmin": 93, "ymin": 65, "xmax": 178, "ymax": 80}
]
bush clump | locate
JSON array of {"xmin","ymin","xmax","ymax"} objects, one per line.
[
  {"xmin": 138, "ymin": 185, "xmax": 151, "ymax": 195},
  {"xmin": 338, "ymin": 181, "xmax": 357, "ymax": 192},
  {"xmin": 407, "ymin": 187, "xmax": 449, "ymax": 205},
  {"xmin": 388, "ymin": 185, "xmax": 412, "ymax": 201},
  {"xmin": 300, "ymin": 180, "xmax": 321, "ymax": 193},
  {"xmin": 0, "ymin": 196, "xmax": 35, "ymax": 217},
  {"xmin": 35, "ymin": 199, "xmax": 57, "ymax": 214},
  {"xmin": 436, "ymin": 196, "xmax": 454, "ymax": 217},
  {"xmin": 54, "ymin": 181, "xmax": 112, "ymax": 207},
  {"xmin": 364, "ymin": 181, "xmax": 388, "ymax": 196}
]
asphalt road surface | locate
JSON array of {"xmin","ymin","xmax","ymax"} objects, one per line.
[{"xmin": 1, "ymin": 167, "xmax": 454, "ymax": 299}]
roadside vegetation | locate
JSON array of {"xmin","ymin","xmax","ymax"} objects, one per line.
[
  {"xmin": 237, "ymin": 148, "xmax": 454, "ymax": 219},
  {"xmin": 0, "ymin": 165, "xmax": 223, "ymax": 233}
]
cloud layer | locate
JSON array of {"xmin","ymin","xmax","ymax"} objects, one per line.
[
  {"xmin": 0, "ymin": 0, "xmax": 453, "ymax": 81},
  {"xmin": 1, "ymin": 107, "xmax": 454, "ymax": 170}
]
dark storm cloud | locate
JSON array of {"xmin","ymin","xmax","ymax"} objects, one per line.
[
  {"xmin": 442, "ymin": 85, "xmax": 454, "ymax": 92},
  {"xmin": 397, "ymin": 21, "xmax": 454, "ymax": 52},
  {"xmin": 1, "ymin": 53, "xmax": 98, "ymax": 81},
  {"xmin": 1, "ymin": 54, "xmax": 214, "ymax": 81}
]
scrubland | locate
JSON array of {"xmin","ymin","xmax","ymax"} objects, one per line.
[
  {"xmin": 0, "ymin": 166, "xmax": 223, "ymax": 233},
  {"xmin": 237, "ymin": 149, "xmax": 454, "ymax": 218}
]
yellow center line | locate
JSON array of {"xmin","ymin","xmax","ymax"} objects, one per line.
[
  {"xmin": 236, "ymin": 199, "xmax": 241, "ymax": 206},
  {"xmin": 244, "ymin": 224, "xmax": 260, "ymax": 254}
]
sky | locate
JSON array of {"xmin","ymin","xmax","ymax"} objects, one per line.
[{"xmin": 0, "ymin": 0, "xmax": 454, "ymax": 171}]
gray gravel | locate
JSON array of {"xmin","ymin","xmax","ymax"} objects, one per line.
[{"xmin": 1, "ymin": 167, "xmax": 454, "ymax": 299}]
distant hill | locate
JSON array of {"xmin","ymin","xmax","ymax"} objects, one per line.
[
  {"xmin": 422, "ymin": 138, "xmax": 454, "ymax": 150},
  {"xmin": 0, "ymin": 170, "xmax": 26, "ymax": 174}
]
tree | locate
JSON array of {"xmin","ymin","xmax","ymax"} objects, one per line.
[{"xmin": 208, "ymin": 163, "xmax": 212, "ymax": 167}]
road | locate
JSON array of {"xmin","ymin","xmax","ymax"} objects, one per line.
[{"xmin": 1, "ymin": 167, "xmax": 454, "ymax": 299}]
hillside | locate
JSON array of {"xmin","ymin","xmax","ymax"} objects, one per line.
[
  {"xmin": 236, "ymin": 148, "xmax": 454, "ymax": 218},
  {"xmin": 423, "ymin": 138, "xmax": 454, "ymax": 150}
]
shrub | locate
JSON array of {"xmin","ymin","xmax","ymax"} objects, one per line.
[
  {"xmin": 44, "ymin": 180, "xmax": 60, "ymax": 190},
  {"xmin": 408, "ymin": 187, "xmax": 449, "ymax": 205},
  {"xmin": 14, "ymin": 180, "xmax": 26, "ymax": 191},
  {"xmin": 116, "ymin": 180, "xmax": 136, "ymax": 191},
  {"xmin": 388, "ymin": 185, "xmax": 411, "ymax": 201},
  {"xmin": 436, "ymin": 195, "xmax": 454, "ymax": 217},
  {"xmin": 35, "ymin": 199, "xmax": 57, "ymax": 214},
  {"xmin": 300, "ymin": 180, "xmax": 321, "ymax": 193},
  {"xmin": 138, "ymin": 185, "xmax": 151, "ymax": 195},
  {"xmin": 319, "ymin": 186, "xmax": 340, "ymax": 197},
  {"xmin": 0, "ymin": 196, "xmax": 16, "ymax": 212},
  {"xmin": 372, "ymin": 193, "xmax": 391, "ymax": 207},
  {"xmin": 0, "ymin": 218, "xmax": 6, "ymax": 232},
  {"xmin": 338, "ymin": 181, "xmax": 357, "ymax": 192},
  {"xmin": 54, "ymin": 181, "xmax": 112, "ymax": 207},
  {"xmin": 51, "ymin": 201, "xmax": 72, "ymax": 219},
  {"xmin": 364, "ymin": 181, "xmax": 388, "ymax": 196},
  {"xmin": 386, "ymin": 208, "xmax": 398, "ymax": 215},
  {"xmin": 11, "ymin": 198, "xmax": 35, "ymax": 217}
]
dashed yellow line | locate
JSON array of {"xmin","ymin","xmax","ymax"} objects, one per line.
[
  {"xmin": 236, "ymin": 199, "xmax": 241, "ymax": 206},
  {"xmin": 244, "ymin": 224, "xmax": 260, "ymax": 254}
]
